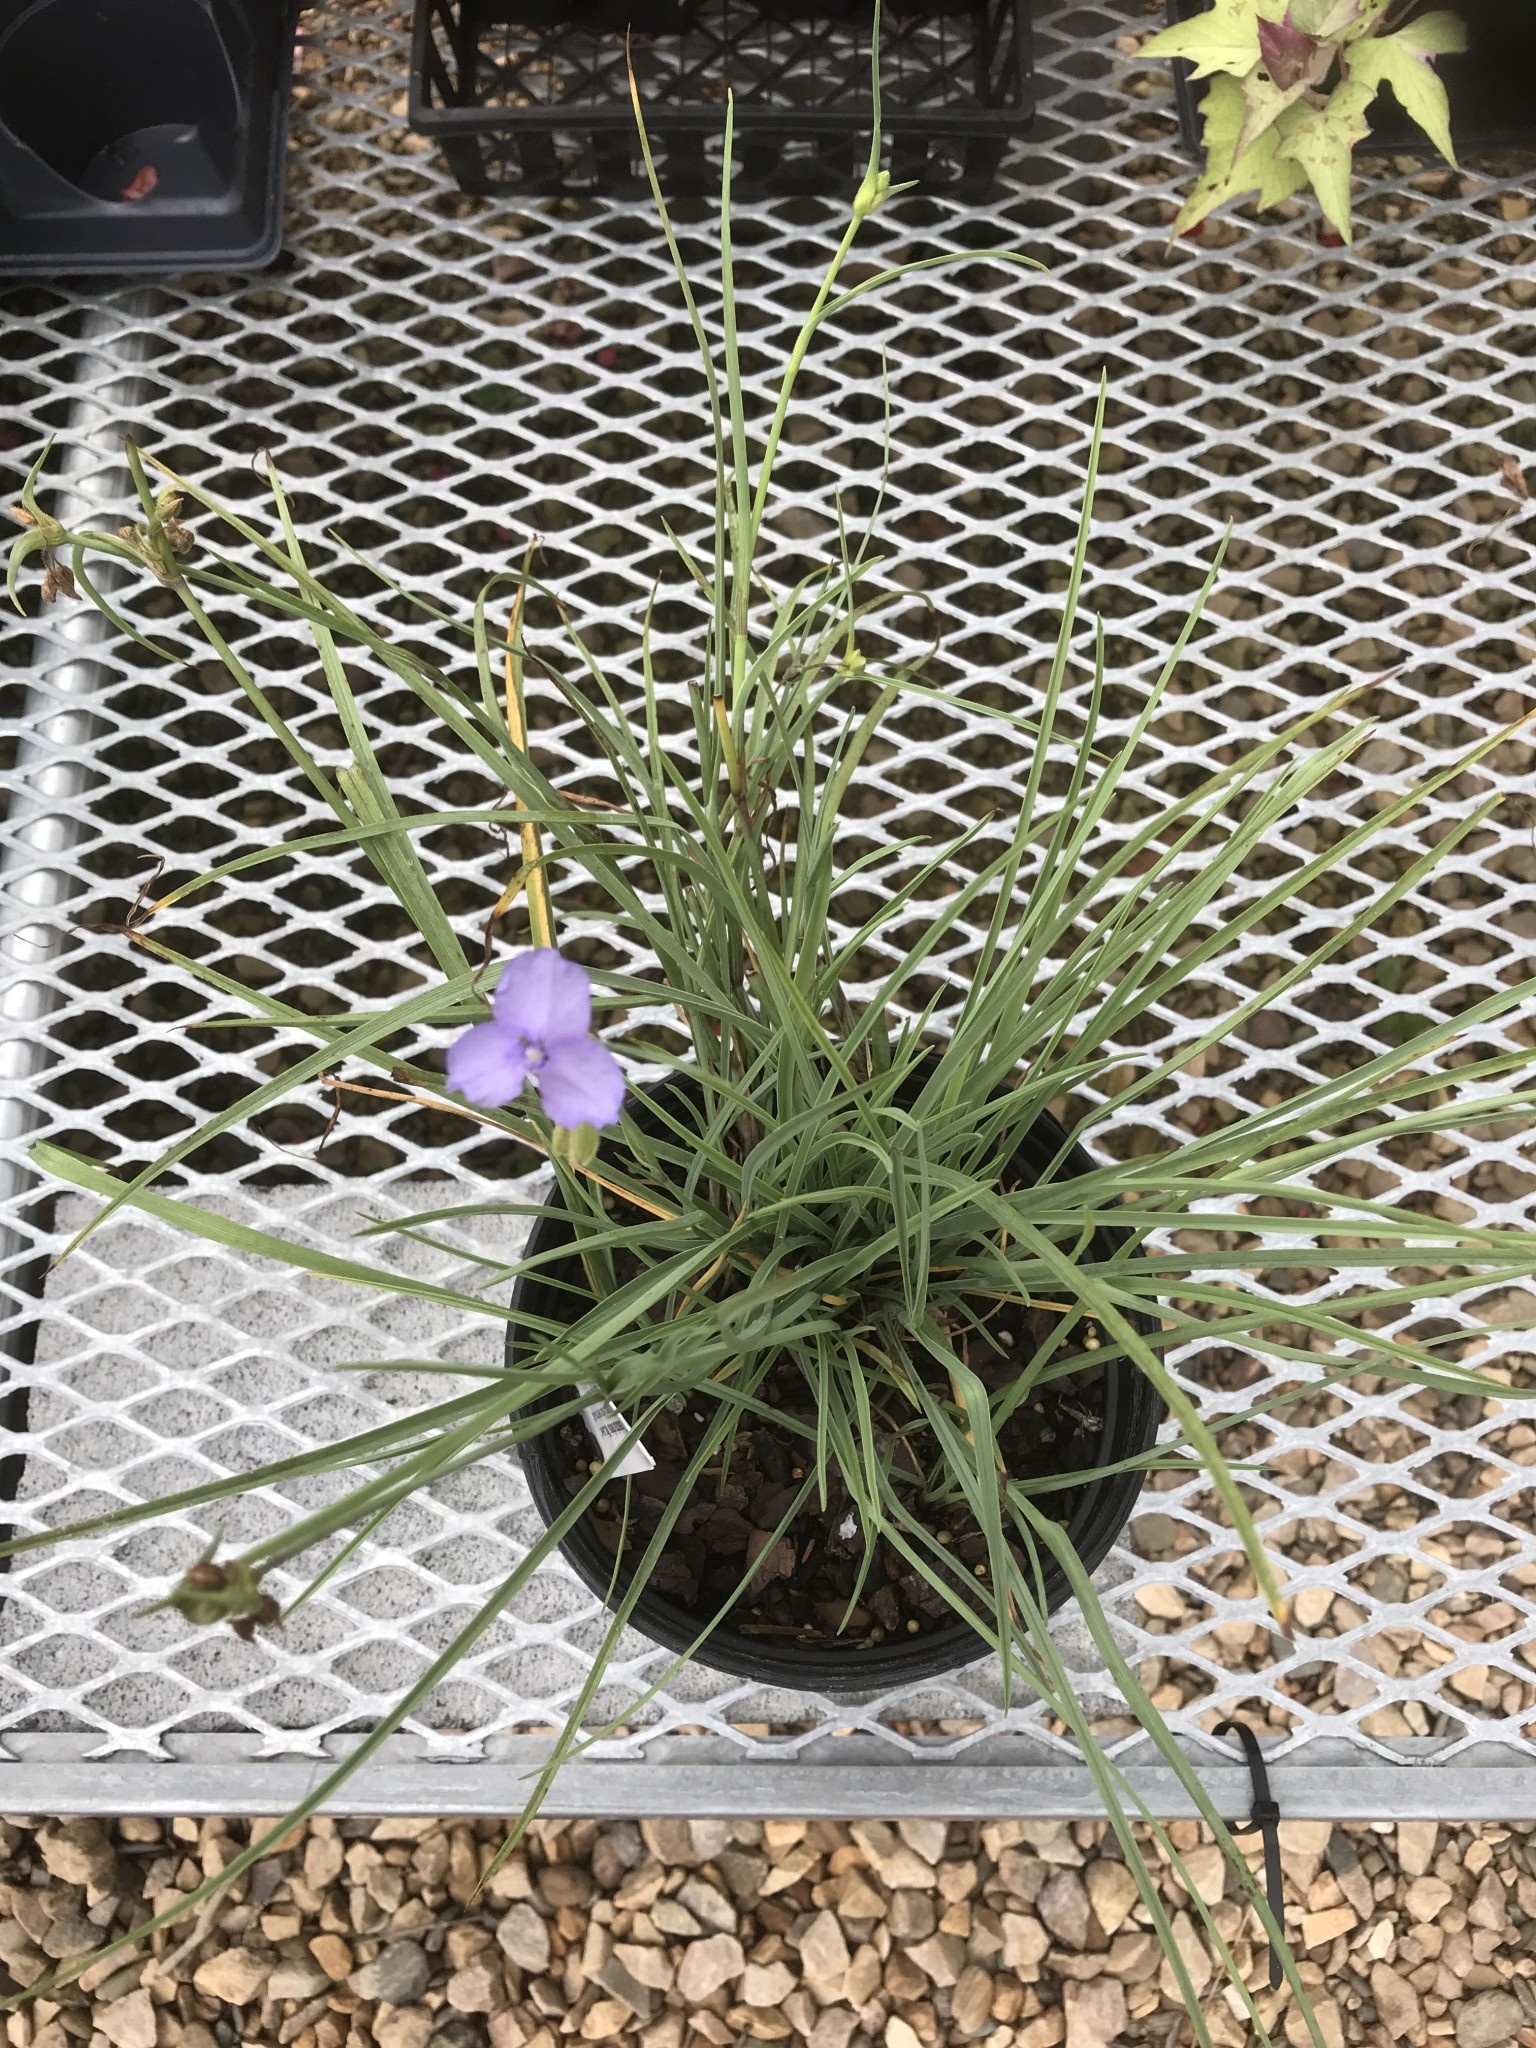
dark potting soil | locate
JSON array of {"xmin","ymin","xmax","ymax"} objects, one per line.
[{"xmin": 548, "ymin": 1301, "xmax": 1110, "ymax": 1649}]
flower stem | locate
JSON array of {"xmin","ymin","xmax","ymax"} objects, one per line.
[{"xmin": 504, "ymin": 550, "xmax": 556, "ymax": 950}]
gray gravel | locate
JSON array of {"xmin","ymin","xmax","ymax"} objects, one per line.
[{"xmin": 1, "ymin": 1814, "xmax": 1534, "ymax": 2048}]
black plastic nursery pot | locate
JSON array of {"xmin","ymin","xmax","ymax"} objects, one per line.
[
  {"xmin": 410, "ymin": 0, "xmax": 1032, "ymax": 199},
  {"xmin": 0, "ymin": 0, "xmax": 298, "ymax": 275},
  {"xmin": 513, "ymin": 1072, "xmax": 1165, "ymax": 1694},
  {"xmin": 1167, "ymin": 0, "xmax": 1536, "ymax": 159}
]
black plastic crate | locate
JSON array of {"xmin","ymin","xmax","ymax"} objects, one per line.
[
  {"xmin": 410, "ymin": 0, "xmax": 1032, "ymax": 198},
  {"xmin": 0, "ymin": 0, "xmax": 297, "ymax": 276},
  {"xmin": 1166, "ymin": 0, "xmax": 1536, "ymax": 160}
]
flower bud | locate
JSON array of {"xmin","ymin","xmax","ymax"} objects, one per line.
[
  {"xmin": 853, "ymin": 168, "xmax": 891, "ymax": 219},
  {"xmin": 8, "ymin": 502, "xmax": 66, "ymax": 548},
  {"xmin": 552, "ymin": 1122, "xmax": 600, "ymax": 1169}
]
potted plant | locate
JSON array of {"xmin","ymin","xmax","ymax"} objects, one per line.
[
  {"xmin": 1148, "ymin": 0, "xmax": 1492, "ymax": 242},
  {"xmin": 7, "ymin": 50, "xmax": 1536, "ymax": 2048}
]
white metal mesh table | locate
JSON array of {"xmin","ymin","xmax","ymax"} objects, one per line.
[{"xmin": 2, "ymin": 0, "xmax": 1535, "ymax": 1816}]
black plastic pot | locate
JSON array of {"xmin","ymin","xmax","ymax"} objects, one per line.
[
  {"xmin": 1168, "ymin": 0, "xmax": 1536, "ymax": 159},
  {"xmin": 0, "ymin": 0, "xmax": 298, "ymax": 276},
  {"xmin": 410, "ymin": 0, "xmax": 1031, "ymax": 200},
  {"xmin": 513, "ymin": 1071, "xmax": 1164, "ymax": 1694}
]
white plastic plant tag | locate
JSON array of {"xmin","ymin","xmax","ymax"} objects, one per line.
[{"xmin": 579, "ymin": 1385, "xmax": 656, "ymax": 1479}]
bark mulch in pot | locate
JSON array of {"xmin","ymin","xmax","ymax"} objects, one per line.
[{"xmin": 551, "ymin": 1301, "xmax": 1110, "ymax": 1650}]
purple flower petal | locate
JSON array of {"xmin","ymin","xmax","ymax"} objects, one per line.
[
  {"xmin": 493, "ymin": 949, "xmax": 592, "ymax": 1042},
  {"xmin": 445, "ymin": 1019, "xmax": 529, "ymax": 1107},
  {"xmin": 534, "ymin": 1034, "xmax": 626, "ymax": 1129}
]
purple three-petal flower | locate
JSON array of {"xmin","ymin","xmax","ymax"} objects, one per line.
[{"xmin": 446, "ymin": 950, "xmax": 626, "ymax": 1128}]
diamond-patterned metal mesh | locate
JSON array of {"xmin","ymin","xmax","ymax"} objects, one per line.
[{"xmin": 2, "ymin": 0, "xmax": 1536, "ymax": 1805}]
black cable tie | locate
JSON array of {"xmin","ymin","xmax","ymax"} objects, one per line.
[{"xmin": 1215, "ymin": 1717, "xmax": 1284, "ymax": 1991}]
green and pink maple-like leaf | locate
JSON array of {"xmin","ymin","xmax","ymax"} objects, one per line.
[{"xmin": 1145, "ymin": 0, "xmax": 1467, "ymax": 242}]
